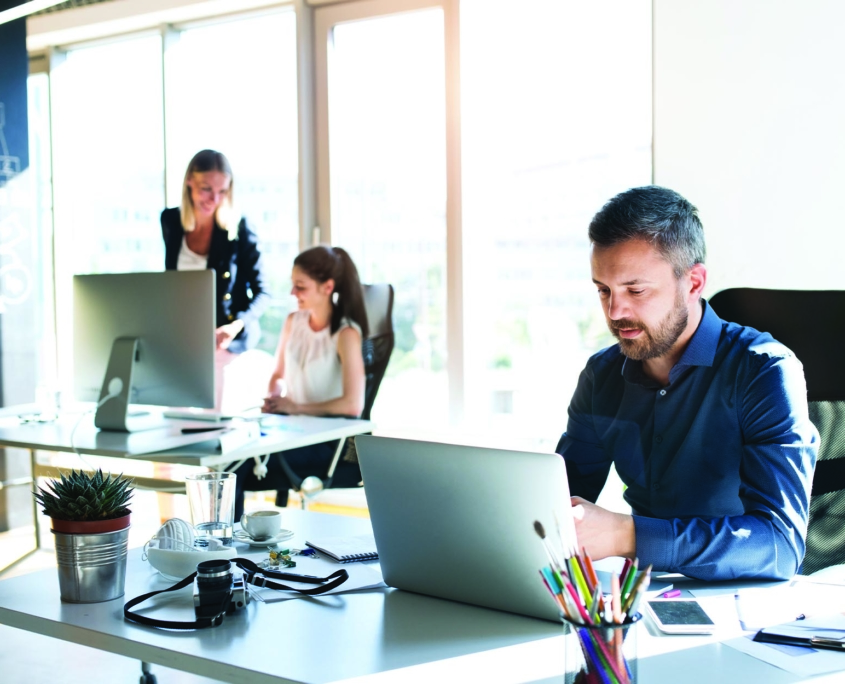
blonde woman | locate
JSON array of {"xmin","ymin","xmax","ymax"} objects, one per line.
[{"xmin": 161, "ymin": 149, "xmax": 269, "ymax": 409}]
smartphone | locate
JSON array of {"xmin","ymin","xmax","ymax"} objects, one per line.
[{"xmin": 644, "ymin": 598, "xmax": 716, "ymax": 634}]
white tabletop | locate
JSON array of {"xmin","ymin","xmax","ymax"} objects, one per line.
[
  {"xmin": 0, "ymin": 509, "xmax": 835, "ymax": 684},
  {"xmin": 147, "ymin": 414, "xmax": 375, "ymax": 467},
  {"xmin": 0, "ymin": 406, "xmax": 373, "ymax": 467}
]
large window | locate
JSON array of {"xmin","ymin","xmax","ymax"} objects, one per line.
[
  {"xmin": 164, "ymin": 9, "xmax": 300, "ymax": 352},
  {"xmin": 50, "ymin": 36, "xmax": 165, "ymax": 391},
  {"xmin": 25, "ymin": 70, "xmax": 56, "ymax": 400},
  {"xmin": 29, "ymin": 0, "xmax": 652, "ymax": 447},
  {"xmin": 460, "ymin": 0, "xmax": 652, "ymax": 447},
  {"xmin": 51, "ymin": 35, "xmax": 165, "ymax": 276},
  {"xmin": 321, "ymin": 7, "xmax": 449, "ymax": 430},
  {"xmin": 46, "ymin": 9, "xmax": 300, "ymax": 394}
]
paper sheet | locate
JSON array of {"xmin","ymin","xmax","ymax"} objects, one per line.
[
  {"xmin": 724, "ymin": 632, "xmax": 845, "ymax": 678},
  {"xmin": 251, "ymin": 557, "xmax": 385, "ymax": 603},
  {"xmin": 733, "ymin": 580, "xmax": 845, "ymax": 631}
]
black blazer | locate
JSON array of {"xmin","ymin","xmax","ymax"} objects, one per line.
[{"xmin": 161, "ymin": 207, "xmax": 270, "ymax": 354}]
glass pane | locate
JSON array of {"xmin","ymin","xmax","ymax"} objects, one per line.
[
  {"xmin": 165, "ymin": 10, "xmax": 299, "ymax": 354},
  {"xmin": 0, "ymin": 72, "xmax": 57, "ymax": 550},
  {"xmin": 28, "ymin": 71, "xmax": 56, "ymax": 394},
  {"xmin": 50, "ymin": 35, "xmax": 165, "ymax": 394},
  {"xmin": 51, "ymin": 36, "xmax": 165, "ymax": 276},
  {"xmin": 0, "ymin": 72, "xmax": 56, "ymax": 403},
  {"xmin": 328, "ymin": 9, "xmax": 447, "ymax": 430},
  {"xmin": 461, "ymin": 0, "xmax": 652, "ymax": 448}
]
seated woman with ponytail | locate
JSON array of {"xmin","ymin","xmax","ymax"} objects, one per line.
[{"xmin": 233, "ymin": 245, "xmax": 369, "ymax": 518}]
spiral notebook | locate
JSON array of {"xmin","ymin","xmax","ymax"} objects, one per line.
[{"xmin": 305, "ymin": 534, "xmax": 379, "ymax": 563}]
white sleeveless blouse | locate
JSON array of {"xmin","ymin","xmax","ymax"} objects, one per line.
[{"xmin": 283, "ymin": 310, "xmax": 362, "ymax": 405}]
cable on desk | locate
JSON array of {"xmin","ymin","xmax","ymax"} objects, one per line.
[{"xmin": 68, "ymin": 383, "xmax": 125, "ymax": 472}]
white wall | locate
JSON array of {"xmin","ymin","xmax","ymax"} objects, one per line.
[{"xmin": 654, "ymin": 0, "xmax": 845, "ymax": 295}]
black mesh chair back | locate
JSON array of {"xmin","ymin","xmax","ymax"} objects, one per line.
[
  {"xmin": 709, "ymin": 288, "xmax": 845, "ymax": 574},
  {"xmin": 360, "ymin": 283, "xmax": 395, "ymax": 421}
]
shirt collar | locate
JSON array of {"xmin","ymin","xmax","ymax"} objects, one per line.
[
  {"xmin": 675, "ymin": 298, "xmax": 721, "ymax": 370},
  {"xmin": 620, "ymin": 298, "xmax": 722, "ymax": 385}
]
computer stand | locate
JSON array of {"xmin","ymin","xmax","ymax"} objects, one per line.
[{"xmin": 94, "ymin": 336, "xmax": 167, "ymax": 432}]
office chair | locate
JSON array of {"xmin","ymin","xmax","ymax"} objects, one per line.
[
  {"xmin": 278, "ymin": 283, "xmax": 395, "ymax": 498},
  {"xmin": 708, "ymin": 288, "xmax": 845, "ymax": 574}
]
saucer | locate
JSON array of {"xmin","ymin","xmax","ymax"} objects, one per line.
[{"xmin": 234, "ymin": 529, "xmax": 294, "ymax": 547}]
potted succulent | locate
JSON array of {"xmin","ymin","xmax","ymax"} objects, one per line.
[{"xmin": 34, "ymin": 469, "xmax": 134, "ymax": 603}]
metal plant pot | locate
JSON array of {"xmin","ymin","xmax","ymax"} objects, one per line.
[{"xmin": 51, "ymin": 515, "xmax": 130, "ymax": 603}]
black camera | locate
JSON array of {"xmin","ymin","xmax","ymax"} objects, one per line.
[{"xmin": 193, "ymin": 559, "xmax": 250, "ymax": 621}]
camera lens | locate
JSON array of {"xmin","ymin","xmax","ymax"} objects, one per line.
[
  {"xmin": 196, "ymin": 560, "xmax": 232, "ymax": 592},
  {"xmin": 194, "ymin": 559, "xmax": 234, "ymax": 619},
  {"xmin": 197, "ymin": 559, "xmax": 232, "ymax": 579}
]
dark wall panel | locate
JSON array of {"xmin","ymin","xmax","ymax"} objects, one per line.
[
  {"xmin": 0, "ymin": 8, "xmax": 29, "ymax": 181},
  {"xmin": 0, "ymin": 8, "xmax": 33, "ymax": 532}
]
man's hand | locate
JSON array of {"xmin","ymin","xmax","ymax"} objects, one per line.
[{"xmin": 571, "ymin": 496, "xmax": 636, "ymax": 559}]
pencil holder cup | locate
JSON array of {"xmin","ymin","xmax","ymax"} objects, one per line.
[{"xmin": 561, "ymin": 612, "xmax": 641, "ymax": 684}]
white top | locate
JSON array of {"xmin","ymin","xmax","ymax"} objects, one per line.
[
  {"xmin": 284, "ymin": 310, "xmax": 361, "ymax": 405},
  {"xmin": 176, "ymin": 236, "xmax": 208, "ymax": 270}
]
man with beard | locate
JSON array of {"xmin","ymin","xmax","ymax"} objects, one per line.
[{"xmin": 555, "ymin": 186, "xmax": 818, "ymax": 581}]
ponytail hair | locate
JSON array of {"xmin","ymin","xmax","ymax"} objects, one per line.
[{"xmin": 294, "ymin": 245, "xmax": 369, "ymax": 338}]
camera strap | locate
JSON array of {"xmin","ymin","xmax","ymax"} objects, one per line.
[{"xmin": 124, "ymin": 558, "xmax": 350, "ymax": 630}]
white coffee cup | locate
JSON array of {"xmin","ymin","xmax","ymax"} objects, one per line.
[{"xmin": 240, "ymin": 510, "xmax": 282, "ymax": 540}]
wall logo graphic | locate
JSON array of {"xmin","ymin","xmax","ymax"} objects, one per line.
[
  {"xmin": 0, "ymin": 102, "xmax": 21, "ymax": 183},
  {"xmin": 0, "ymin": 101, "xmax": 31, "ymax": 313}
]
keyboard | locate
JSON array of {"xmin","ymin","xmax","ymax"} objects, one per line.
[{"xmin": 162, "ymin": 409, "xmax": 233, "ymax": 422}]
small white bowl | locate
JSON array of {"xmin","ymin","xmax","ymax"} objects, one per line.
[{"xmin": 146, "ymin": 545, "xmax": 237, "ymax": 580}]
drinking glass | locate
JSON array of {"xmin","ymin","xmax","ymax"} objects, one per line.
[{"xmin": 185, "ymin": 472, "xmax": 236, "ymax": 547}]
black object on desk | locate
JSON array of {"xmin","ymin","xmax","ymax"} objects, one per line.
[
  {"xmin": 754, "ymin": 623, "xmax": 845, "ymax": 652},
  {"xmin": 181, "ymin": 426, "xmax": 228, "ymax": 434}
]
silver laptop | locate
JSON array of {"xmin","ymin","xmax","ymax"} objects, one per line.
[{"xmin": 356, "ymin": 435, "xmax": 575, "ymax": 622}]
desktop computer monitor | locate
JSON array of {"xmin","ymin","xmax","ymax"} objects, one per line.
[{"xmin": 72, "ymin": 270, "xmax": 216, "ymax": 431}]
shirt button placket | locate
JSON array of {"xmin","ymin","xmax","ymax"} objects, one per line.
[{"xmin": 652, "ymin": 387, "xmax": 667, "ymax": 501}]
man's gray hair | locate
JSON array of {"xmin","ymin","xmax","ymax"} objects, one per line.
[{"xmin": 588, "ymin": 186, "xmax": 706, "ymax": 278}]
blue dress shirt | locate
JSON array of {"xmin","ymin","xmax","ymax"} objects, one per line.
[{"xmin": 556, "ymin": 299, "xmax": 818, "ymax": 581}]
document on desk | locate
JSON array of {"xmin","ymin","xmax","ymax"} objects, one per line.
[
  {"xmin": 733, "ymin": 579, "xmax": 845, "ymax": 631},
  {"xmin": 251, "ymin": 557, "xmax": 385, "ymax": 603},
  {"xmin": 723, "ymin": 579, "xmax": 845, "ymax": 678},
  {"xmin": 724, "ymin": 616, "xmax": 845, "ymax": 678}
]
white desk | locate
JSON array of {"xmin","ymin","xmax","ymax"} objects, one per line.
[
  {"xmin": 0, "ymin": 408, "xmax": 373, "ymax": 467},
  {"xmin": 0, "ymin": 407, "xmax": 372, "ymax": 571},
  {"xmin": 145, "ymin": 414, "xmax": 375, "ymax": 468},
  {"xmin": 0, "ymin": 509, "xmax": 835, "ymax": 684}
]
